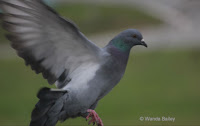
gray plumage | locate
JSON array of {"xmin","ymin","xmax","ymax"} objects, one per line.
[{"xmin": 0, "ymin": 0, "xmax": 147, "ymax": 126}]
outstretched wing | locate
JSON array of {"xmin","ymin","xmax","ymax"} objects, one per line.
[{"xmin": 0, "ymin": 0, "xmax": 102, "ymax": 87}]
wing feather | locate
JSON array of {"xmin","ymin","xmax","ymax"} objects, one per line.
[{"xmin": 0, "ymin": 0, "xmax": 102, "ymax": 86}]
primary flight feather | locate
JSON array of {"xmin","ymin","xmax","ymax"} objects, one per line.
[{"xmin": 0, "ymin": 0, "xmax": 147, "ymax": 126}]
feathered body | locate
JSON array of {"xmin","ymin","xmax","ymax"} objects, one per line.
[{"xmin": 30, "ymin": 45, "xmax": 129, "ymax": 126}]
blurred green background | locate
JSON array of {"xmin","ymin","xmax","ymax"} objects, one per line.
[{"xmin": 0, "ymin": 1, "xmax": 200, "ymax": 126}]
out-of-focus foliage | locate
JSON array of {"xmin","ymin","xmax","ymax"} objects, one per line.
[
  {"xmin": 0, "ymin": 3, "xmax": 161, "ymax": 44},
  {"xmin": 55, "ymin": 3, "xmax": 161, "ymax": 35}
]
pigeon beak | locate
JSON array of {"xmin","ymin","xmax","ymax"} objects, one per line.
[{"xmin": 141, "ymin": 39, "xmax": 148, "ymax": 48}]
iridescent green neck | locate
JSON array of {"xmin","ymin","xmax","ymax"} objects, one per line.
[{"xmin": 111, "ymin": 39, "xmax": 131, "ymax": 52}]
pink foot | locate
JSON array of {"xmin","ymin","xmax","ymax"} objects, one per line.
[{"xmin": 86, "ymin": 109, "xmax": 104, "ymax": 126}]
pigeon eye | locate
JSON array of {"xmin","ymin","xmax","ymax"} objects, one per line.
[{"xmin": 132, "ymin": 34, "xmax": 137, "ymax": 38}]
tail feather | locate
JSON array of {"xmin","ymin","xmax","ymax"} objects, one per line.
[{"xmin": 30, "ymin": 87, "xmax": 68, "ymax": 126}]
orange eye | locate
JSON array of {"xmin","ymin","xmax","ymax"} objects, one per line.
[{"xmin": 132, "ymin": 34, "xmax": 137, "ymax": 38}]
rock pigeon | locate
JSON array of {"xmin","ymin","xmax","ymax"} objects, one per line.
[{"xmin": 0, "ymin": 0, "xmax": 147, "ymax": 126}]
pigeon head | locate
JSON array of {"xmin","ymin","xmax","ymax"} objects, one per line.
[{"xmin": 110, "ymin": 29, "xmax": 147, "ymax": 52}]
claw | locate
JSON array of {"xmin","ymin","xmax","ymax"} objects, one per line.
[{"xmin": 85, "ymin": 109, "xmax": 104, "ymax": 126}]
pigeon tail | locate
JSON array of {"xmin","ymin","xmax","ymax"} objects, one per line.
[{"xmin": 30, "ymin": 87, "xmax": 68, "ymax": 126}]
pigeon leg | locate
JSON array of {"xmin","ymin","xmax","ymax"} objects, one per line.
[{"xmin": 86, "ymin": 109, "xmax": 104, "ymax": 126}]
